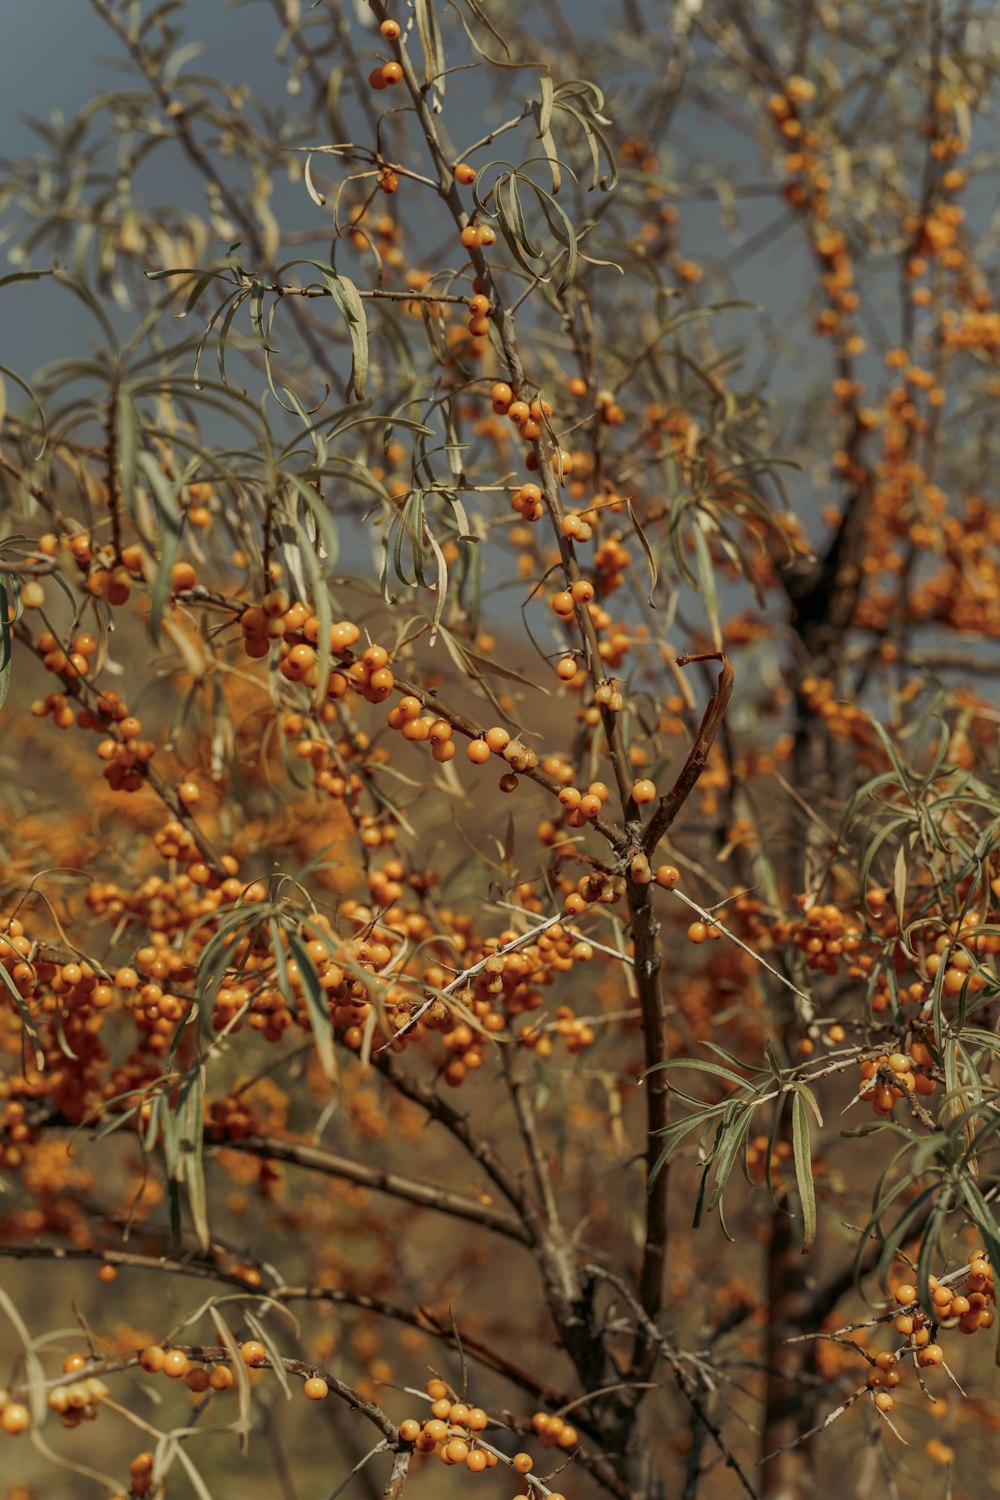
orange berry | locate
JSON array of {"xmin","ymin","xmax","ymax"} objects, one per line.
[
  {"xmin": 687, "ymin": 921, "xmax": 708, "ymax": 944},
  {"xmin": 490, "ymin": 382, "xmax": 513, "ymax": 409},
  {"xmin": 631, "ymin": 779, "xmax": 657, "ymax": 804},
  {"xmin": 380, "ymin": 18, "xmax": 401, "ymax": 38},
  {"xmin": 655, "ymin": 865, "xmax": 680, "ymax": 888},
  {"xmin": 399, "ymin": 1419, "xmax": 422, "ymax": 1442},
  {"xmin": 177, "ymin": 781, "xmax": 200, "ymax": 806},
  {"xmin": 512, "ymin": 1453, "xmax": 533, "ymax": 1474},
  {"xmin": 455, "ymin": 163, "xmax": 477, "ymax": 185},
  {"xmin": 170, "ymin": 561, "xmax": 197, "ymax": 592},
  {"xmin": 466, "ymin": 739, "xmax": 491, "ymax": 764},
  {"xmin": 0, "ymin": 1403, "xmax": 29, "ymax": 1435},
  {"xmin": 304, "ymin": 1377, "xmax": 329, "ymax": 1400},
  {"xmin": 239, "ymin": 1341, "xmax": 267, "ymax": 1367},
  {"xmin": 139, "ymin": 1346, "xmax": 166, "ymax": 1373},
  {"xmin": 382, "ymin": 61, "xmax": 403, "ymax": 84},
  {"xmin": 163, "ymin": 1350, "xmax": 190, "ymax": 1379}
]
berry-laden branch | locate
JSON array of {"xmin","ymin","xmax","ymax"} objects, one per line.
[
  {"xmin": 0, "ymin": 1240, "xmax": 573, "ymax": 1407},
  {"xmin": 362, "ymin": 0, "xmax": 633, "ymax": 1423},
  {"xmin": 13, "ymin": 618, "xmax": 229, "ymax": 879},
  {"xmin": 174, "ymin": 583, "xmax": 628, "ymax": 852}
]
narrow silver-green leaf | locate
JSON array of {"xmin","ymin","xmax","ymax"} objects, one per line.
[{"xmin": 791, "ymin": 1089, "xmax": 816, "ymax": 1252}]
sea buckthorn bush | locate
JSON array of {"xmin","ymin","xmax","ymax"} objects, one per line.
[{"xmin": 1, "ymin": 3, "xmax": 999, "ymax": 1499}]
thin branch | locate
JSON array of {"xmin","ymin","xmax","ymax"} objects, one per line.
[{"xmin": 220, "ymin": 1133, "xmax": 531, "ymax": 1243}]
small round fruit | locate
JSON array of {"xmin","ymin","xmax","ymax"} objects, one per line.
[
  {"xmin": 380, "ymin": 19, "xmax": 401, "ymax": 38},
  {"xmin": 0, "ymin": 1403, "xmax": 29, "ymax": 1435},
  {"xmin": 163, "ymin": 1350, "xmax": 190, "ymax": 1379},
  {"xmin": 632, "ymin": 779, "xmax": 657, "ymax": 804},
  {"xmin": 466, "ymin": 738, "xmax": 491, "ymax": 764},
  {"xmin": 382, "ymin": 61, "xmax": 403, "ymax": 84},
  {"xmin": 304, "ymin": 1377, "xmax": 329, "ymax": 1401},
  {"xmin": 655, "ymin": 865, "xmax": 680, "ymax": 888}
]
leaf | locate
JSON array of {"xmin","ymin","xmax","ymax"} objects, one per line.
[
  {"xmin": 704, "ymin": 1110, "xmax": 755, "ymax": 1235},
  {"xmin": 173, "ymin": 1446, "xmax": 217, "ymax": 1500},
  {"xmin": 644, "ymin": 1056, "xmax": 750, "ymax": 1091},
  {"xmin": 893, "ymin": 842, "xmax": 908, "ymax": 925},
  {"xmin": 0, "ymin": 582, "xmax": 11, "ymax": 712},
  {"xmin": 0, "ymin": 362, "xmax": 47, "ymax": 457},
  {"xmin": 692, "ymin": 517, "xmax": 722, "ymax": 652},
  {"xmin": 792, "ymin": 1090, "xmax": 816, "ymax": 1252},
  {"xmin": 626, "ymin": 498, "xmax": 658, "ymax": 606},
  {"xmin": 137, "ymin": 451, "xmax": 184, "ymax": 642},
  {"xmin": 415, "ymin": 0, "xmax": 446, "ymax": 110},
  {"xmin": 532, "ymin": 78, "xmax": 561, "ymax": 194},
  {"xmin": 178, "ymin": 1065, "xmax": 210, "ymax": 1252},
  {"xmin": 0, "ymin": 959, "xmax": 44, "ymax": 1069},
  {"xmin": 245, "ymin": 1309, "xmax": 292, "ymax": 1400},
  {"xmin": 286, "ymin": 929, "xmax": 337, "ymax": 1083},
  {"xmin": 210, "ymin": 1307, "xmax": 252, "ymax": 1450},
  {"xmin": 326, "ymin": 271, "xmax": 368, "ymax": 401}
]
